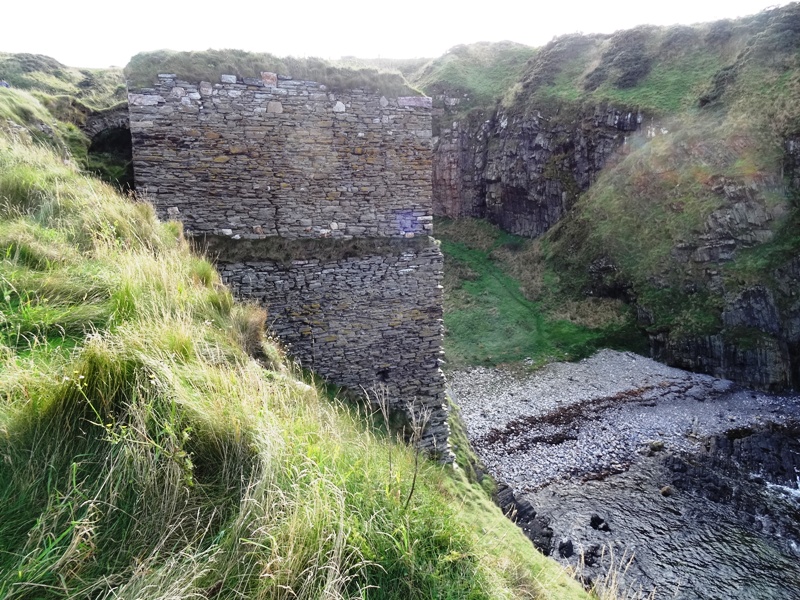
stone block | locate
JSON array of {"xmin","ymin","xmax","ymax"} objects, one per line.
[
  {"xmin": 398, "ymin": 96, "xmax": 432, "ymax": 108},
  {"xmin": 220, "ymin": 74, "xmax": 238, "ymax": 84},
  {"xmin": 129, "ymin": 93, "xmax": 164, "ymax": 106}
]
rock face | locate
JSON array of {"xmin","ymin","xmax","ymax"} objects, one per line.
[
  {"xmin": 432, "ymin": 95, "xmax": 799, "ymax": 391},
  {"xmin": 651, "ymin": 278, "xmax": 797, "ymax": 391},
  {"xmin": 128, "ymin": 74, "xmax": 449, "ymax": 456},
  {"xmin": 432, "ymin": 98, "xmax": 641, "ymax": 237}
]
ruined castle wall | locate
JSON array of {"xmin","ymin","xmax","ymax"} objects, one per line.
[
  {"xmin": 128, "ymin": 75, "xmax": 449, "ymax": 455},
  {"xmin": 129, "ymin": 75, "xmax": 433, "ymax": 239}
]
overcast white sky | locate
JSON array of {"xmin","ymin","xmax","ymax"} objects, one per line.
[{"xmin": 2, "ymin": 0, "xmax": 793, "ymax": 68}]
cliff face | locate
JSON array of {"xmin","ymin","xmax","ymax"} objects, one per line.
[
  {"xmin": 433, "ymin": 103, "xmax": 799, "ymax": 389},
  {"xmin": 427, "ymin": 4, "xmax": 800, "ymax": 391},
  {"xmin": 432, "ymin": 98, "xmax": 641, "ymax": 237},
  {"xmin": 650, "ymin": 182, "xmax": 798, "ymax": 391},
  {"xmin": 433, "ymin": 104, "xmax": 799, "ymax": 389}
]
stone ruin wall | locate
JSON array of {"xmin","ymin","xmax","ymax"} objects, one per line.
[{"xmin": 128, "ymin": 73, "xmax": 449, "ymax": 455}]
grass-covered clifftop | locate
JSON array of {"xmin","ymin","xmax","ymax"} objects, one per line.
[
  {"xmin": 410, "ymin": 42, "xmax": 536, "ymax": 114},
  {"xmin": 0, "ymin": 127, "xmax": 590, "ymax": 599},
  {"xmin": 534, "ymin": 5, "xmax": 800, "ymax": 340},
  {"xmin": 0, "ymin": 53, "xmax": 130, "ymax": 188}
]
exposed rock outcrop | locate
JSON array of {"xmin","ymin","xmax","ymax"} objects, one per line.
[
  {"xmin": 432, "ymin": 96, "xmax": 799, "ymax": 391},
  {"xmin": 451, "ymin": 353, "xmax": 800, "ymax": 598},
  {"xmin": 432, "ymin": 97, "xmax": 642, "ymax": 237}
]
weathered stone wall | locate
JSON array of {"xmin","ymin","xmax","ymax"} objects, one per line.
[
  {"xmin": 211, "ymin": 237, "xmax": 447, "ymax": 452},
  {"xmin": 128, "ymin": 74, "xmax": 449, "ymax": 456},
  {"xmin": 81, "ymin": 105, "xmax": 130, "ymax": 139},
  {"xmin": 129, "ymin": 74, "xmax": 433, "ymax": 239}
]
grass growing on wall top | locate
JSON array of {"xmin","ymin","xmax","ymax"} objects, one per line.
[
  {"xmin": 125, "ymin": 49, "xmax": 420, "ymax": 96},
  {"xmin": 0, "ymin": 127, "xmax": 590, "ymax": 599}
]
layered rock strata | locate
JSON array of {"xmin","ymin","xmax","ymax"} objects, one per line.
[{"xmin": 432, "ymin": 99, "xmax": 642, "ymax": 237}]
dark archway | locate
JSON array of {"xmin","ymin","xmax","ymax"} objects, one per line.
[{"xmin": 88, "ymin": 127, "xmax": 134, "ymax": 191}]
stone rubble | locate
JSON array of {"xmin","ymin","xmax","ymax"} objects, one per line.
[{"xmin": 451, "ymin": 349, "xmax": 800, "ymax": 492}]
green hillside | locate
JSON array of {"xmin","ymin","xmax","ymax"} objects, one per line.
[
  {"xmin": 410, "ymin": 41, "xmax": 537, "ymax": 113},
  {"xmin": 538, "ymin": 6, "xmax": 800, "ymax": 338},
  {"xmin": 0, "ymin": 125, "xmax": 590, "ymax": 599},
  {"xmin": 430, "ymin": 4, "xmax": 800, "ymax": 379},
  {"xmin": 0, "ymin": 53, "xmax": 130, "ymax": 188}
]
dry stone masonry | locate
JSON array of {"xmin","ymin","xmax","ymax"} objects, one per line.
[
  {"xmin": 129, "ymin": 74, "xmax": 433, "ymax": 239},
  {"xmin": 128, "ymin": 73, "xmax": 449, "ymax": 456}
]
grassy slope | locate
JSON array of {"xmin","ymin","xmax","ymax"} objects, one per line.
[
  {"xmin": 0, "ymin": 52, "xmax": 126, "ymax": 112},
  {"xmin": 436, "ymin": 218, "xmax": 644, "ymax": 370},
  {"xmin": 410, "ymin": 42, "xmax": 537, "ymax": 113},
  {"xmin": 536, "ymin": 5, "xmax": 800, "ymax": 336},
  {"xmin": 0, "ymin": 127, "xmax": 588, "ymax": 599},
  {"xmin": 0, "ymin": 54, "xmax": 130, "ymax": 188}
]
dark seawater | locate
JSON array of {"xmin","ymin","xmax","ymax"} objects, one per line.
[{"xmin": 525, "ymin": 425, "xmax": 800, "ymax": 599}]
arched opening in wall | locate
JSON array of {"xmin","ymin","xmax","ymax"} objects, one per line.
[{"xmin": 88, "ymin": 127, "xmax": 134, "ymax": 191}]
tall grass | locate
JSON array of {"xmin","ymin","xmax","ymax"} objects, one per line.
[
  {"xmin": 0, "ymin": 128, "xmax": 589, "ymax": 598},
  {"xmin": 0, "ymin": 52, "xmax": 126, "ymax": 111}
]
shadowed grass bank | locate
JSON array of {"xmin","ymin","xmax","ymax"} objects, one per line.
[{"xmin": 435, "ymin": 218, "xmax": 645, "ymax": 370}]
